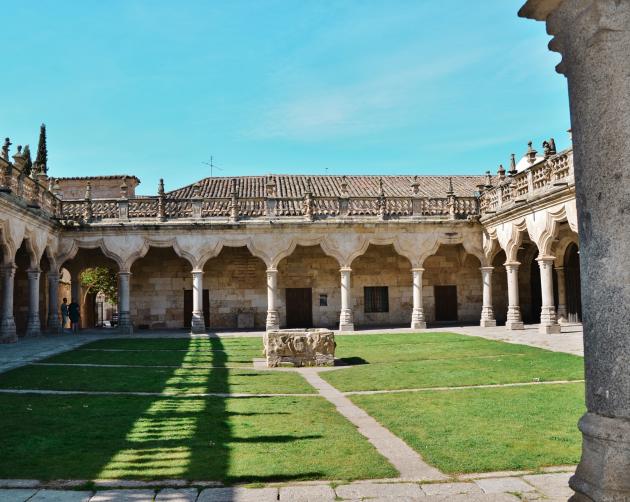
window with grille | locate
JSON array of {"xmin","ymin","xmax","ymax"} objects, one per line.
[{"xmin": 364, "ymin": 286, "xmax": 389, "ymax": 313}]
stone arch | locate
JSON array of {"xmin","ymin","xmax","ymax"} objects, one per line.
[
  {"xmin": 277, "ymin": 243, "xmax": 341, "ymax": 329},
  {"xmin": 350, "ymin": 243, "xmax": 413, "ymax": 328},
  {"xmin": 129, "ymin": 246, "xmax": 192, "ymax": 330},
  {"xmin": 203, "ymin": 245, "xmax": 268, "ymax": 329},
  {"xmin": 422, "ymin": 243, "xmax": 483, "ymax": 324}
]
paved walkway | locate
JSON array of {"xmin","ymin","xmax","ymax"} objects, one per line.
[{"xmin": 0, "ymin": 470, "xmax": 575, "ymax": 501}]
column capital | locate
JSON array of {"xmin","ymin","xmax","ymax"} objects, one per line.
[
  {"xmin": 1, "ymin": 263, "xmax": 16, "ymax": 273},
  {"xmin": 536, "ymin": 255, "xmax": 556, "ymax": 263},
  {"xmin": 504, "ymin": 261, "xmax": 520, "ymax": 269},
  {"xmin": 479, "ymin": 266, "xmax": 494, "ymax": 272},
  {"xmin": 118, "ymin": 271, "xmax": 132, "ymax": 277},
  {"xmin": 27, "ymin": 268, "xmax": 42, "ymax": 276},
  {"xmin": 266, "ymin": 267, "xmax": 278, "ymax": 274},
  {"xmin": 339, "ymin": 266, "xmax": 352, "ymax": 273},
  {"xmin": 411, "ymin": 267, "xmax": 425, "ymax": 273},
  {"xmin": 191, "ymin": 269, "xmax": 204, "ymax": 275}
]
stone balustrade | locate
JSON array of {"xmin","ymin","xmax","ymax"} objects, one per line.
[
  {"xmin": 0, "ymin": 157, "xmax": 60, "ymax": 217},
  {"xmin": 479, "ymin": 149, "xmax": 574, "ymax": 215},
  {"xmin": 59, "ymin": 192, "xmax": 480, "ymax": 224}
]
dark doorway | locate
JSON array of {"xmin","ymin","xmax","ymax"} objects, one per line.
[
  {"xmin": 565, "ymin": 243, "xmax": 582, "ymax": 322},
  {"xmin": 529, "ymin": 258, "xmax": 542, "ymax": 323},
  {"xmin": 286, "ymin": 288, "xmax": 313, "ymax": 328},
  {"xmin": 434, "ymin": 285, "xmax": 458, "ymax": 321},
  {"xmin": 183, "ymin": 289, "xmax": 210, "ymax": 328}
]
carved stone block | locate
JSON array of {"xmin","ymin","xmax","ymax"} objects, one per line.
[{"xmin": 264, "ymin": 329, "xmax": 335, "ymax": 367}]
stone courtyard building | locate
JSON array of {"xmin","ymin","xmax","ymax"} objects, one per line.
[{"xmin": 0, "ymin": 126, "xmax": 580, "ymax": 340}]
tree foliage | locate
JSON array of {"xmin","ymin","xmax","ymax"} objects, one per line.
[{"xmin": 80, "ymin": 267, "xmax": 118, "ymax": 303}]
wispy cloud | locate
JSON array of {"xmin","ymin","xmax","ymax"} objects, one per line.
[{"xmin": 248, "ymin": 53, "xmax": 480, "ymax": 141}]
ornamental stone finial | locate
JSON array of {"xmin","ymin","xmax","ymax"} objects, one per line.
[
  {"xmin": 526, "ymin": 141, "xmax": 537, "ymax": 164},
  {"xmin": 85, "ymin": 181, "xmax": 92, "ymax": 200},
  {"xmin": 411, "ymin": 175, "xmax": 420, "ymax": 195},
  {"xmin": 378, "ymin": 177, "xmax": 384, "ymax": 197},
  {"xmin": 1, "ymin": 138, "xmax": 11, "ymax": 161},
  {"xmin": 192, "ymin": 182, "xmax": 201, "ymax": 198},
  {"xmin": 120, "ymin": 176, "xmax": 129, "ymax": 199},
  {"xmin": 340, "ymin": 175, "xmax": 348, "ymax": 195},
  {"xmin": 266, "ymin": 176, "xmax": 277, "ymax": 197},
  {"xmin": 484, "ymin": 171, "xmax": 493, "ymax": 189},
  {"xmin": 158, "ymin": 178, "xmax": 165, "ymax": 196},
  {"xmin": 230, "ymin": 177, "xmax": 238, "ymax": 195},
  {"xmin": 548, "ymin": 137, "xmax": 556, "ymax": 155},
  {"xmin": 446, "ymin": 176, "xmax": 454, "ymax": 196},
  {"xmin": 509, "ymin": 153, "xmax": 518, "ymax": 176},
  {"xmin": 305, "ymin": 177, "xmax": 312, "ymax": 194}
]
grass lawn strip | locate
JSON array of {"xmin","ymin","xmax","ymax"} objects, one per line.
[
  {"xmin": 0, "ymin": 394, "xmax": 397, "ymax": 482},
  {"xmin": 81, "ymin": 338, "xmax": 262, "ymax": 351},
  {"xmin": 350, "ymin": 383, "xmax": 584, "ymax": 474},
  {"xmin": 324, "ymin": 333, "xmax": 583, "ymax": 392},
  {"xmin": 0, "ymin": 365, "xmax": 315, "ymax": 394}
]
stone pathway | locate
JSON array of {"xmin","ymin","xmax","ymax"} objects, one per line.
[
  {"xmin": 0, "ymin": 471, "xmax": 575, "ymax": 500},
  {"xmin": 300, "ymin": 369, "xmax": 446, "ymax": 481}
]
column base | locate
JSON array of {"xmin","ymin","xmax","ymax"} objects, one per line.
[
  {"xmin": 339, "ymin": 323, "xmax": 355, "ymax": 332},
  {"xmin": 539, "ymin": 323, "xmax": 561, "ymax": 334},
  {"xmin": 505, "ymin": 320, "xmax": 524, "ymax": 330},
  {"xmin": 266, "ymin": 310, "xmax": 280, "ymax": 331},
  {"xmin": 25, "ymin": 316, "xmax": 42, "ymax": 337},
  {"xmin": 480, "ymin": 319, "xmax": 497, "ymax": 327},
  {"xmin": 0, "ymin": 318, "xmax": 17, "ymax": 343},
  {"xmin": 190, "ymin": 313, "xmax": 206, "ymax": 334},
  {"xmin": 47, "ymin": 316, "xmax": 61, "ymax": 334},
  {"xmin": 411, "ymin": 321, "xmax": 427, "ymax": 329},
  {"xmin": 118, "ymin": 312, "xmax": 133, "ymax": 335},
  {"xmin": 569, "ymin": 413, "xmax": 630, "ymax": 502}
]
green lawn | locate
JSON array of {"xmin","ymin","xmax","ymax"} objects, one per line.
[
  {"xmin": 351, "ymin": 383, "xmax": 584, "ymax": 474},
  {"xmin": 0, "ymin": 394, "xmax": 396, "ymax": 482},
  {"xmin": 324, "ymin": 333, "xmax": 584, "ymax": 391}
]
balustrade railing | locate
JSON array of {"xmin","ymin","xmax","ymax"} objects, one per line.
[
  {"xmin": 479, "ymin": 149, "xmax": 574, "ymax": 215},
  {"xmin": 0, "ymin": 158, "xmax": 60, "ymax": 217}
]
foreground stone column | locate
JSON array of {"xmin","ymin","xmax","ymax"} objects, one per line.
[
  {"xmin": 504, "ymin": 262, "xmax": 524, "ymax": 330},
  {"xmin": 190, "ymin": 270, "xmax": 205, "ymax": 334},
  {"xmin": 46, "ymin": 271, "xmax": 61, "ymax": 333},
  {"xmin": 538, "ymin": 257, "xmax": 560, "ymax": 334},
  {"xmin": 25, "ymin": 269, "xmax": 41, "ymax": 337},
  {"xmin": 519, "ymin": 1, "xmax": 630, "ymax": 499},
  {"xmin": 339, "ymin": 267, "xmax": 354, "ymax": 331},
  {"xmin": 555, "ymin": 266, "xmax": 568, "ymax": 323},
  {"xmin": 265, "ymin": 267, "xmax": 279, "ymax": 330},
  {"xmin": 480, "ymin": 266, "xmax": 496, "ymax": 327},
  {"xmin": 0, "ymin": 264, "xmax": 17, "ymax": 343},
  {"xmin": 117, "ymin": 271, "xmax": 133, "ymax": 335},
  {"xmin": 410, "ymin": 268, "xmax": 426, "ymax": 329}
]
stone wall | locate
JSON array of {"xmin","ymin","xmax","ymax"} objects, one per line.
[
  {"xmin": 351, "ymin": 244, "xmax": 412, "ymax": 327},
  {"xmin": 204, "ymin": 246, "xmax": 267, "ymax": 329},
  {"xmin": 423, "ymin": 245, "xmax": 482, "ymax": 322},
  {"xmin": 130, "ymin": 248, "xmax": 190, "ymax": 329},
  {"xmin": 57, "ymin": 177, "xmax": 139, "ymax": 200}
]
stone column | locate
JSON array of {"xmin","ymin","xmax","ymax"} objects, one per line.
[
  {"xmin": 480, "ymin": 266, "xmax": 496, "ymax": 327},
  {"xmin": 117, "ymin": 271, "xmax": 133, "ymax": 335},
  {"xmin": 0, "ymin": 264, "xmax": 17, "ymax": 343},
  {"xmin": 410, "ymin": 267, "xmax": 426, "ymax": 329},
  {"xmin": 25, "ymin": 269, "xmax": 42, "ymax": 337},
  {"xmin": 504, "ymin": 262, "xmax": 523, "ymax": 330},
  {"xmin": 47, "ymin": 271, "xmax": 61, "ymax": 333},
  {"xmin": 265, "ymin": 267, "xmax": 279, "ymax": 330},
  {"xmin": 190, "ymin": 270, "xmax": 205, "ymax": 334},
  {"xmin": 339, "ymin": 267, "xmax": 354, "ymax": 331},
  {"xmin": 519, "ymin": 1, "xmax": 630, "ymax": 499},
  {"xmin": 555, "ymin": 266, "xmax": 568, "ymax": 323},
  {"xmin": 538, "ymin": 257, "xmax": 561, "ymax": 334}
]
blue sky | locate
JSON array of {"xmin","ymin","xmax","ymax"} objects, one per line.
[{"xmin": 1, "ymin": 1, "xmax": 568, "ymax": 194}]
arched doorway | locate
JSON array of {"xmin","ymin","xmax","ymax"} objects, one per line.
[{"xmin": 564, "ymin": 243, "xmax": 582, "ymax": 322}]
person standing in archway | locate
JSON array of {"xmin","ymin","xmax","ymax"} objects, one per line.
[
  {"xmin": 60, "ymin": 298, "xmax": 69, "ymax": 332},
  {"xmin": 68, "ymin": 299, "xmax": 80, "ymax": 334}
]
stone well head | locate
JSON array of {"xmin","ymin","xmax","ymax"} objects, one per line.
[{"xmin": 263, "ymin": 328, "xmax": 336, "ymax": 368}]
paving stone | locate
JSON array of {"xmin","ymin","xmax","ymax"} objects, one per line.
[
  {"xmin": 197, "ymin": 487, "xmax": 278, "ymax": 502},
  {"xmin": 421, "ymin": 482, "xmax": 482, "ymax": 496},
  {"xmin": 29, "ymin": 490, "xmax": 93, "ymax": 501},
  {"xmin": 279, "ymin": 484, "xmax": 336, "ymax": 501},
  {"xmin": 475, "ymin": 477, "xmax": 536, "ymax": 494},
  {"xmin": 0, "ymin": 489, "xmax": 39, "ymax": 502},
  {"xmin": 522, "ymin": 473, "xmax": 574, "ymax": 499},
  {"xmin": 155, "ymin": 488, "xmax": 198, "ymax": 501},
  {"xmin": 335, "ymin": 481, "xmax": 424, "ymax": 500},
  {"xmin": 424, "ymin": 494, "xmax": 520, "ymax": 502},
  {"xmin": 0, "ymin": 479, "xmax": 41, "ymax": 488},
  {"xmin": 90, "ymin": 490, "xmax": 156, "ymax": 501}
]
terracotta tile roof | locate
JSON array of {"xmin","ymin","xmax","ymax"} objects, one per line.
[
  {"xmin": 168, "ymin": 174, "xmax": 490, "ymax": 199},
  {"xmin": 56, "ymin": 175, "xmax": 141, "ymax": 183}
]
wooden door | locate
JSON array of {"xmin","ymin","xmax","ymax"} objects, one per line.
[
  {"xmin": 434, "ymin": 285, "xmax": 458, "ymax": 322},
  {"xmin": 286, "ymin": 288, "xmax": 313, "ymax": 328},
  {"xmin": 183, "ymin": 289, "xmax": 210, "ymax": 328}
]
